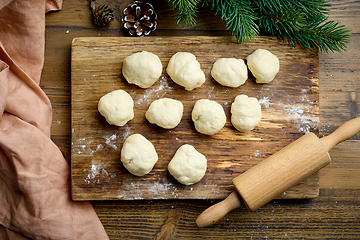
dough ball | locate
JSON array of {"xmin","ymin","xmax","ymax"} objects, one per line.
[
  {"xmin": 211, "ymin": 58, "xmax": 248, "ymax": 87},
  {"xmin": 166, "ymin": 52, "xmax": 206, "ymax": 91},
  {"xmin": 98, "ymin": 90, "xmax": 134, "ymax": 126},
  {"xmin": 168, "ymin": 144, "xmax": 207, "ymax": 185},
  {"xmin": 191, "ymin": 99, "xmax": 226, "ymax": 135},
  {"xmin": 246, "ymin": 49, "xmax": 279, "ymax": 83},
  {"xmin": 122, "ymin": 51, "xmax": 163, "ymax": 88},
  {"xmin": 145, "ymin": 98, "xmax": 183, "ymax": 129},
  {"xmin": 231, "ymin": 94, "xmax": 261, "ymax": 132},
  {"xmin": 121, "ymin": 134, "xmax": 158, "ymax": 176}
]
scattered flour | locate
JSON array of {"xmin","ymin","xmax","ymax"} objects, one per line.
[
  {"xmin": 122, "ymin": 125, "xmax": 132, "ymax": 140},
  {"xmin": 134, "ymin": 76, "xmax": 174, "ymax": 107},
  {"xmin": 284, "ymin": 102, "xmax": 319, "ymax": 134},
  {"xmin": 74, "ymin": 137, "xmax": 103, "ymax": 156},
  {"xmin": 258, "ymin": 96, "xmax": 270, "ymax": 108},
  {"xmin": 249, "ymin": 149, "xmax": 266, "ymax": 159},
  {"xmin": 52, "ymin": 120, "xmax": 62, "ymax": 125},
  {"xmin": 282, "ymin": 90, "xmax": 319, "ymax": 134},
  {"xmin": 84, "ymin": 164, "xmax": 109, "ymax": 184},
  {"xmin": 207, "ymin": 86, "xmax": 230, "ymax": 99},
  {"xmin": 148, "ymin": 182, "xmax": 174, "ymax": 194},
  {"xmin": 118, "ymin": 181, "xmax": 179, "ymax": 200},
  {"xmin": 206, "ymin": 65, "xmax": 212, "ymax": 75},
  {"xmin": 207, "ymin": 86, "xmax": 215, "ymax": 98},
  {"xmin": 104, "ymin": 133, "xmax": 118, "ymax": 149}
]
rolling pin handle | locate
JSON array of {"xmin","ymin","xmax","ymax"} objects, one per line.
[
  {"xmin": 320, "ymin": 117, "xmax": 360, "ymax": 152},
  {"xmin": 196, "ymin": 191, "xmax": 242, "ymax": 228}
]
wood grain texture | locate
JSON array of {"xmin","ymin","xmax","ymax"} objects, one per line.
[
  {"xmin": 41, "ymin": 0, "xmax": 360, "ymax": 238},
  {"xmin": 91, "ymin": 188, "xmax": 360, "ymax": 239},
  {"xmin": 71, "ymin": 36, "xmax": 320, "ymax": 201}
]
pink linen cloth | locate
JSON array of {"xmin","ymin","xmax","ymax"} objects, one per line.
[{"xmin": 0, "ymin": 0, "xmax": 109, "ymax": 239}]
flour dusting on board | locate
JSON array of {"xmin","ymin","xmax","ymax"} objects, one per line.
[
  {"xmin": 259, "ymin": 96, "xmax": 270, "ymax": 108},
  {"xmin": 148, "ymin": 182, "xmax": 175, "ymax": 194},
  {"xmin": 104, "ymin": 133, "xmax": 118, "ymax": 149},
  {"xmin": 84, "ymin": 164, "xmax": 109, "ymax": 184},
  {"xmin": 249, "ymin": 149, "xmax": 266, "ymax": 159},
  {"xmin": 134, "ymin": 76, "xmax": 174, "ymax": 107},
  {"xmin": 257, "ymin": 90, "xmax": 318, "ymax": 134},
  {"xmin": 122, "ymin": 124, "xmax": 133, "ymax": 140},
  {"xmin": 119, "ymin": 181, "xmax": 179, "ymax": 199},
  {"xmin": 283, "ymin": 89, "xmax": 319, "ymax": 133},
  {"xmin": 74, "ymin": 137, "xmax": 103, "ymax": 156},
  {"xmin": 207, "ymin": 86, "xmax": 215, "ymax": 98}
]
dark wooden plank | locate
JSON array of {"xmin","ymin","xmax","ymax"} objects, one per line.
[
  {"xmin": 319, "ymin": 34, "xmax": 360, "ymax": 139},
  {"xmin": 320, "ymin": 140, "xmax": 360, "ymax": 189},
  {"xmin": 91, "ymin": 189, "xmax": 360, "ymax": 239},
  {"xmin": 71, "ymin": 36, "xmax": 320, "ymax": 201}
]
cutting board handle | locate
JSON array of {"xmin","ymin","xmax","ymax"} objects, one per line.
[{"xmin": 320, "ymin": 117, "xmax": 360, "ymax": 151}]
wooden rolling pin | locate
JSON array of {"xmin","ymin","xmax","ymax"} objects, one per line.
[{"xmin": 196, "ymin": 117, "xmax": 360, "ymax": 227}]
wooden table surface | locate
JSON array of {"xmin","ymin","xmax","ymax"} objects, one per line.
[{"xmin": 44, "ymin": 0, "xmax": 359, "ymax": 239}]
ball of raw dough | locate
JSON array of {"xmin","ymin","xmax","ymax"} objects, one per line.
[
  {"xmin": 98, "ymin": 89, "xmax": 134, "ymax": 126},
  {"xmin": 120, "ymin": 134, "xmax": 158, "ymax": 176},
  {"xmin": 168, "ymin": 144, "xmax": 207, "ymax": 185},
  {"xmin": 191, "ymin": 99, "xmax": 226, "ymax": 135},
  {"xmin": 231, "ymin": 94, "xmax": 261, "ymax": 132},
  {"xmin": 211, "ymin": 58, "xmax": 248, "ymax": 87},
  {"xmin": 145, "ymin": 98, "xmax": 183, "ymax": 129},
  {"xmin": 246, "ymin": 49, "xmax": 279, "ymax": 83},
  {"xmin": 122, "ymin": 51, "xmax": 163, "ymax": 88},
  {"xmin": 166, "ymin": 52, "xmax": 206, "ymax": 91}
]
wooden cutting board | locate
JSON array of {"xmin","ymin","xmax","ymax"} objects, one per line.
[{"xmin": 71, "ymin": 36, "xmax": 319, "ymax": 201}]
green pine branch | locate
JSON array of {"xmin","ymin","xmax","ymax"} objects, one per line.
[
  {"xmin": 293, "ymin": 14, "xmax": 350, "ymax": 52},
  {"xmin": 202, "ymin": 0, "xmax": 259, "ymax": 43},
  {"xmin": 258, "ymin": 6, "xmax": 306, "ymax": 36},
  {"xmin": 166, "ymin": 0, "xmax": 201, "ymax": 26},
  {"xmin": 255, "ymin": 0, "xmax": 330, "ymax": 14},
  {"xmin": 166, "ymin": 0, "xmax": 351, "ymax": 52},
  {"xmin": 257, "ymin": 1, "xmax": 351, "ymax": 52}
]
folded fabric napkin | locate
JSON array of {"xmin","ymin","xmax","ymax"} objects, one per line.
[{"xmin": 0, "ymin": 0, "xmax": 109, "ymax": 239}]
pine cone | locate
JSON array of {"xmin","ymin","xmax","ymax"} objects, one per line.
[
  {"xmin": 122, "ymin": 1, "xmax": 157, "ymax": 36},
  {"xmin": 91, "ymin": 1, "xmax": 114, "ymax": 26}
]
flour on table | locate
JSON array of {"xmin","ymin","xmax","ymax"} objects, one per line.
[
  {"xmin": 119, "ymin": 181, "xmax": 179, "ymax": 200},
  {"xmin": 148, "ymin": 182, "xmax": 175, "ymax": 194},
  {"xmin": 319, "ymin": 121, "xmax": 334, "ymax": 137},
  {"xmin": 52, "ymin": 120, "xmax": 62, "ymax": 125},
  {"xmin": 207, "ymin": 86, "xmax": 215, "ymax": 98},
  {"xmin": 249, "ymin": 149, "xmax": 266, "ymax": 159},
  {"xmin": 122, "ymin": 125, "xmax": 132, "ymax": 140},
  {"xmin": 258, "ymin": 96, "xmax": 270, "ymax": 108},
  {"xmin": 84, "ymin": 164, "xmax": 109, "ymax": 184},
  {"xmin": 257, "ymin": 89, "xmax": 318, "ymax": 134},
  {"xmin": 134, "ymin": 76, "xmax": 174, "ymax": 107},
  {"xmin": 104, "ymin": 133, "xmax": 118, "ymax": 149},
  {"xmin": 74, "ymin": 137, "xmax": 103, "ymax": 156},
  {"xmin": 207, "ymin": 86, "xmax": 230, "ymax": 99},
  {"xmin": 282, "ymin": 90, "xmax": 319, "ymax": 133}
]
